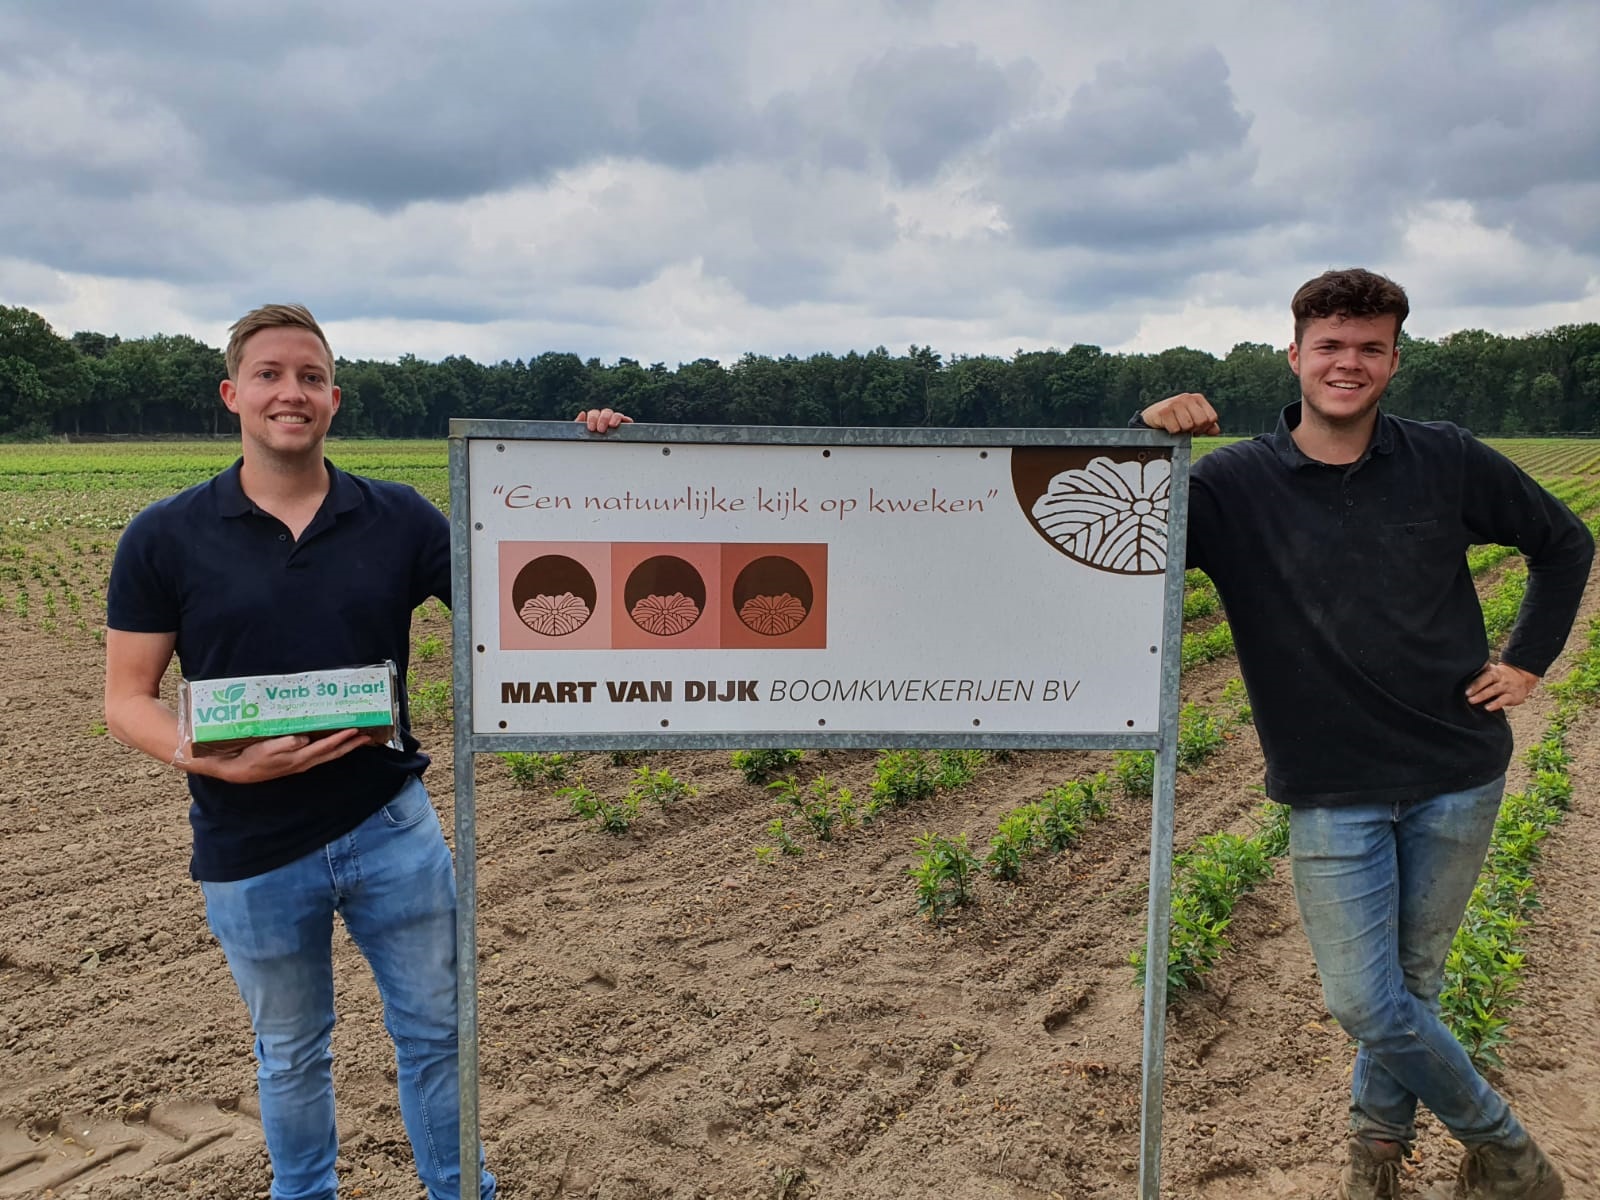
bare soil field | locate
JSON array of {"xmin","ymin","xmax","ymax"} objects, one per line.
[{"xmin": 3, "ymin": 447, "xmax": 1600, "ymax": 1199}]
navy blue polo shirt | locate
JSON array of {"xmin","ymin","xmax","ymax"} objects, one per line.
[
  {"xmin": 107, "ymin": 460, "xmax": 451, "ymax": 881},
  {"xmin": 1144, "ymin": 404, "xmax": 1592, "ymax": 807}
]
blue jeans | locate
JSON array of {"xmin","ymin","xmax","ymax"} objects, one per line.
[
  {"xmin": 202, "ymin": 777, "xmax": 494, "ymax": 1200},
  {"xmin": 1289, "ymin": 777, "xmax": 1524, "ymax": 1149}
]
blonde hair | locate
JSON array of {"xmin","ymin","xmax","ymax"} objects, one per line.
[{"xmin": 225, "ymin": 304, "xmax": 335, "ymax": 380}]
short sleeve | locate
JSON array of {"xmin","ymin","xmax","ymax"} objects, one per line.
[
  {"xmin": 106, "ymin": 503, "xmax": 181, "ymax": 633},
  {"xmin": 407, "ymin": 489, "xmax": 452, "ymax": 609}
]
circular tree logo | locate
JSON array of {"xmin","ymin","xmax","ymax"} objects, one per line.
[
  {"xmin": 1011, "ymin": 448, "xmax": 1170, "ymax": 575},
  {"xmin": 512, "ymin": 554, "xmax": 597, "ymax": 635},
  {"xmin": 625, "ymin": 555, "xmax": 707, "ymax": 636},
  {"xmin": 732, "ymin": 555, "xmax": 814, "ymax": 636}
]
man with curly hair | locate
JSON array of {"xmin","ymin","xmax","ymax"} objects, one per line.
[{"xmin": 1141, "ymin": 269, "xmax": 1586, "ymax": 1200}]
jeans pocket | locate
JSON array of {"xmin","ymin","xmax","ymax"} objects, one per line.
[{"xmin": 380, "ymin": 777, "xmax": 433, "ymax": 830}]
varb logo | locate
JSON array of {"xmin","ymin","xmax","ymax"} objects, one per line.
[{"xmin": 198, "ymin": 682, "xmax": 258, "ymax": 724}]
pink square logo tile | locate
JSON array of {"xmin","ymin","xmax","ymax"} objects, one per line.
[
  {"xmin": 498, "ymin": 542, "xmax": 612, "ymax": 650},
  {"xmin": 720, "ymin": 543, "xmax": 827, "ymax": 649},
  {"xmin": 610, "ymin": 543, "xmax": 723, "ymax": 650}
]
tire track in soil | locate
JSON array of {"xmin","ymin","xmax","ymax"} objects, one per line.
[{"xmin": 0, "ymin": 1101, "xmax": 263, "ymax": 1199}]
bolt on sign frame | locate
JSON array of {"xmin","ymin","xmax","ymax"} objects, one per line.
[{"xmin": 448, "ymin": 420, "xmax": 1192, "ymax": 1200}]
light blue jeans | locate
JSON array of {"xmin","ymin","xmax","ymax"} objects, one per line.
[
  {"xmin": 202, "ymin": 777, "xmax": 494, "ymax": 1200},
  {"xmin": 1289, "ymin": 776, "xmax": 1525, "ymax": 1149}
]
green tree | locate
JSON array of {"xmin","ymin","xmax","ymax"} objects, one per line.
[
  {"xmin": 1143, "ymin": 346, "xmax": 1218, "ymax": 406},
  {"xmin": 103, "ymin": 339, "xmax": 172, "ymax": 434},
  {"xmin": 69, "ymin": 330, "xmax": 121, "ymax": 359},
  {"xmin": 939, "ymin": 354, "xmax": 1008, "ymax": 426},
  {"xmin": 150, "ymin": 334, "xmax": 227, "ymax": 434},
  {"xmin": 664, "ymin": 358, "xmax": 733, "ymax": 424},
  {"xmin": 1051, "ymin": 344, "xmax": 1111, "ymax": 426},
  {"xmin": 0, "ymin": 357, "xmax": 51, "ymax": 435},
  {"xmin": 1526, "ymin": 372, "xmax": 1562, "ymax": 433},
  {"xmin": 0, "ymin": 306, "xmax": 85, "ymax": 435},
  {"xmin": 729, "ymin": 353, "xmax": 795, "ymax": 425},
  {"xmin": 1, "ymin": 303, "xmax": 1595, "ymax": 439},
  {"xmin": 1212, "ymin": 342, "xmax": 1293, "ymax": 434}
]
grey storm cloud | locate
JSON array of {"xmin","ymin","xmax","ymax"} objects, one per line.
[
  {"xmin": 1046, "ymin": 246, "xmax": 1238, "ymax": 310},
  {"xmin": 747, "ymin": 42, "xmax": 1036, "ymax": 186},
  {"xmin": 988, "ymin": 47, "xmax": 1296, "ymax": 251},
  {"xmin": 845, "ymin": 44, "xmax": 1037, "ymax": 184},
  {"xmin": 0, "ymin": 0, "xmax": 761, "ymax": 208},
  {"xmin": 1411, "ymin": 91, "xmax": 1600, "ymax": 254},
  {"xmin": 1255, "ymin": 0, "xmax": 1600, "ymax": 249},
  {"xmin": 1495, "ymin": 183, "xmax": 1600, "ymax": 259},
  {"xmin": 1, "ymin": 2, "xmax": 1027, "ymax": 214},
  {"xmin": 1008, "ymin": 47, "xmax": 1248, "ymax": 173},
  {"xmin": 0, "ymin": 185, "xmax": 220, "ymax": 286}
]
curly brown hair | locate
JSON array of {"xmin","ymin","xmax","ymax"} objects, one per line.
[
  {"xmin": 225, "ymin": 304, "xmax": 334, "ymax": 380},
  {"xmin": 1291, "ymin": 269, "xmax": 1409, "ymax": 344}
]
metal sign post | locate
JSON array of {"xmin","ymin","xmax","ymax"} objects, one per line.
[{"xmin": 448, "ymin": 421, "xmax": 1190, "ymax": 1199}]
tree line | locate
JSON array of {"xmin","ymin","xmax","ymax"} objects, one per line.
[{"xmin": 3, "ymin": 305, "xmax": 1598, "ymax": 439}]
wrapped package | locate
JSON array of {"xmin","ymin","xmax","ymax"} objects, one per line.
[{"xmin": 177, "ymin": 662, "xmax": 403, "ymax": 759}]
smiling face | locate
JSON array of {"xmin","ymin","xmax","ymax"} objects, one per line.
[
  {"xmin": 1287, "ymin": 312, "xmax": 1400, "ymax": 429},
  {"xmin": 220, "ymin": 326, "xmax": 340, "ymax": 465}
]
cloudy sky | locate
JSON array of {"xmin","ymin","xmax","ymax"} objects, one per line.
[{"xmin": 3, "ymin": 0, "xmax": 1597, "ymax": 366}]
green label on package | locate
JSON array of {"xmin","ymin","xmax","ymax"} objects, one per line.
[{"xmin": 186, "ymin": 664, "xmax": 396, "ymax": 743}]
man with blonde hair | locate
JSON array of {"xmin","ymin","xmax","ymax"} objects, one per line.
[{"xmin": 104, "ymin": 302, "xmax": 627, "ymax": 1200}]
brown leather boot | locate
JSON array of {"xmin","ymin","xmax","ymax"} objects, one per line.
[
  {"xmin": 1339, "ymin": 1137, "xmax": 1404, "ymax": 1200},
  {"xmin": 1452, "ymin": 1135, "xmax": 1564, "ymax": 1199}
]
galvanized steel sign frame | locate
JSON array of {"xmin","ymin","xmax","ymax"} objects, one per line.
[{"xmin": 447, "ymin": 420, "xmax": 1192, "ymax": 1200}]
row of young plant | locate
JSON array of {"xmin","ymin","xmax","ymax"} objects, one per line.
[
  {"xmin": 757, "ymin": 747, "xmax": 988, "ymax": 861},
  {"xmin": 1130, "ymin": 801, "xmax": 1289, "ymax": 994},
  {"xmin": 910, "ymin": 770, "xmax": 1123, "ymax": 922},
  {"xmin": 1183, "ymin": 571, "xmax": 1220, "ymax": 622},
  {"xmin": 1179, "ymin": 567, "xmax": 1235, "ymax": 669},
  {"xmin": 502, "ymin": 740, "xmax": 995, "ymax": 848},
  {"xmin": 1111, "ymin": 680, "xmax": 1251, "ymax": 799},
  {"xmin": 907, "ymin": 685, "xmax": 1253, "ymax": 923},
  {"xmin": 1118, "ymin": 683, "xmax": 1295, "ymax": 995},
  {"xmin": 500, "ymin": 748, "xmax": 696, "ymax": 834},
  {"xmin": 0, "ymin": 536, "xmax": 110, "ymax": 640},
  {"xmin": 1502, "ymin": 444, "xmax": 1600, "ymax": 476},
  {"xmin": 1439, "ymin": 615, "xmax": 1600, "ymax": 1067}
]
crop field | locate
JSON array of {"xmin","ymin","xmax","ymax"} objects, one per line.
[{"xmin": 2, "ymin": 438, "xmax": 1599, "ymax": 1199}]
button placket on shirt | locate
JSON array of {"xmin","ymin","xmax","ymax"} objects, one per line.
[
  {"xmin": 1332, "ymin": 469, "xmax": 1357, "ymax": 529},
  {"xmin": 1338, "ymin": 453, "xmax": 1377, "ymax": 523}
]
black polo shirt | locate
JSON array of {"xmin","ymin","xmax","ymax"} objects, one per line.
[
  {"xmin": 107, "ymin": 460, "xmax": 451, "ymax": 880},
  {"xmin": 1163, "ymin": 404, "xmax": 1592, "ymax": 807}
]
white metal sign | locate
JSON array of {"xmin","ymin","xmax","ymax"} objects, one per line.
[{"xmin": 465, "ymin": 436, "xmax": 1172, "ymax": 737}]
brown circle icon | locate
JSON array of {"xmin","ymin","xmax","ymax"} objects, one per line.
[
  {"xmin": 512, "ymin": 555, "xmax": 597, "ymax": 636},
  {"xmin": 732, "ymin": 555, "xmax": 813, "ymax": 636},
  {"xmin": 625, "ymin": 555, "xmax": 706, "ymax": 636}
]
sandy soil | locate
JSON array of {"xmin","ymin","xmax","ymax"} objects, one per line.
[{"xmin": 3, "ymin": 571, "xmax": 1598, "ymax": 1200}]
